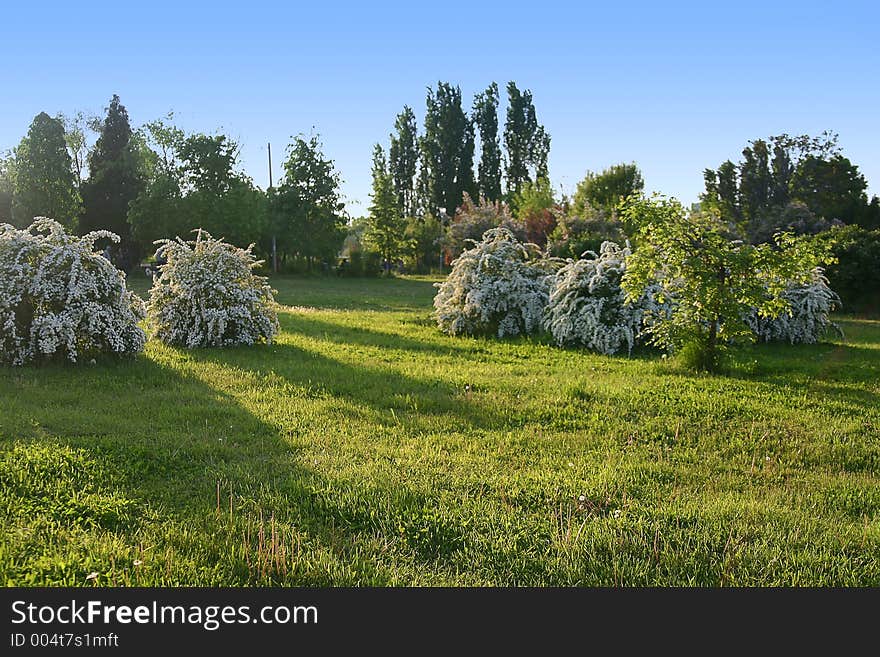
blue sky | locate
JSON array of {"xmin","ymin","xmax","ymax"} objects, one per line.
[{"xmin": 1, "ymin": 1, "xmax": 877, "ymax": 215}]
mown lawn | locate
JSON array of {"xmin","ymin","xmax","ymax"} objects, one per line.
[{"xmin": 1, "ymin": 273, "xmax": 878, "ymax": 585}]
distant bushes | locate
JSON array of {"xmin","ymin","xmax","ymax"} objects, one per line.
[
  {"xmin": 434, "ymin": 225, "xmax": 844, "ymax": 357},
  {"xmin": 820, "ymin": 226, "xmax": 880, "ymax": 315},
  {"xmin": 0, "ymin": 218, "xmax": 145, "ymax": 365},
  {"xmin": 147, "ymin": 230, "xmax": 278, "ymax": 348}
]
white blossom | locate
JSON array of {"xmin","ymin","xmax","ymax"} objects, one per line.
[
  {"xmin": 746, "ymin": 268, "xmax": 841, "ymax": 344},
  {"xmin": 433, "ymin": 228, "xmax": 553, "ymax": 337},
  {"xmin": 147, "ymin": 230, "xmax": 278, "ymax": 348},
  {"xmin": 0, "ymin": 218, "xmax": 145, "ymax": 366},
  {"xmin": 543, "ymin": 241, "xmax": 666, "ymax": 355}
]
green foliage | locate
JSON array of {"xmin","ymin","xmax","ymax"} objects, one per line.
[
  {"xmin": 702, "ymin": 132, "xmax": 875, "ymax": 242},
  {"xmin": 80, "ymin": 96, "xmax": 145, "ymax": 268},
  {"xmin": 59, "ymin": 111, "xmax": 100, "ymax": 187},
  {"xmin": 572, "ymin": 163, "xmax": 644, "ymax": 218},
  {"xmin": 547, "ymin": 205, "xmax": 623, "ymax": 260},
  {"xmin": 389, "ymin": 106, "xmax": 419, "ymax": 219},
  {"xmin": 366, "ymin": 145, "xmax": 406, "ymax": 264},
  {"xmin": 403, "ymin": 214, "xmax": 443, "ymax": 272},
  {"xmin": 621, "ymin": 197, "xmax": 830, "ymax": 371},
  {"xmin": 790, "ymin": 154, "xmax": 870, "ymax": 225},
  {"xmin": 9, "ymin": 112, "xmax": 81, "ymax": 230},
  {"xmin": 503, "ymin": 82, "xmax": 550, "ymax": 201},
  {"xmin": 818, "ymin": 225, "xmax": 880, "ymax": 315},
  {"xmin": 0, "ymin": 155, "xmax": 12, "ymax": 225},
  {"xmin": 513, "ymin": 177, "xmax": 558, "ymax": 247},
  {"xmin": 271, "ymin": 134, "xmax": 345, "ymax": 270},
  {"xmin": 473, "ymin": 82, "xmax": 502, "ymax": 202},
  {"xmin": 127, "ymin": 125, "xmax": 267, "ymax": 254},
  {"xmin": 420, "ymin": 82, "xmax": 476, "ymax": 217}
]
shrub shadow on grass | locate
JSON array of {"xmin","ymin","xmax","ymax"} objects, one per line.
[{"xmin": 178, "ymin": 339, "xmax": 505, "ymax": 432}]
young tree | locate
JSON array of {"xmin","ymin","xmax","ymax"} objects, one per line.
[
  {"xmin": 420, "ymin": 82, "xmax": 476, "ymax": 217},
  {"xmin": 621, "ymin": 196, "xmax": 829, "ymax": 371},
  {"xmin": 80, "ymin": 95, "xmax": 145, "ymax": 268},
  {"xmin": 503, "ymin": 82, "xmax": 550, "ymax": 200},
  {"xmin": 572, "ymin": 163, "xmax": 644, "ymax": 219},
  {"xmin": 365, "ymin": 144, "xmax": 405, "ymax": 267},
  {"xmin": 389, "ymin": 106, "xmax": 419, "ymax": 219},
  {"xmin": 473, "ymin": 82, "xmax": 502, "ymax": 202},
  {"xmin": 272, "ymin": 134, "xmax": 345, "ymax": 270},
  {"xmin": 512, "ymin": 177, "xmax": 557, "ymax": 247},
  {"xmin": 10, "ymin": 112, "xmax": 81, "ymax": 229}
]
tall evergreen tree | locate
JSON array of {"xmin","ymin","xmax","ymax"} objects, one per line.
[
  {"xmin": 366, "ymin": 144, "xmax": 405, "ymax": 265},
  {"xmin": 419, "ymin": 82, "xmax": 476, "ymax": 218},
  {"xmin": 10, "ymin": 112, "xmax": 80, "ymax": 228},
  {"xmin": 80, "ymin": 95, "xmax": 144, "ymax": 267},
  {"xmin": 503, "ymin": 82, "xmax": 551, "ymax": 200},
  {"xmin": 389, "ymin": 106, "xmax": 419, "ymax": 219},
  {"xmin": 473, "ymin": 82, "xmax": 502, "ymax": 202}
]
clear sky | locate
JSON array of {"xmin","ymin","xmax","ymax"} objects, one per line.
[{"xmin": 1, "ymin": 1, "xmax": 877, "ymax": 216}]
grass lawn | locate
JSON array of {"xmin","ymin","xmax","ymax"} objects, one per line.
[{"xmin": 1, "ymin": 273, "xmax": 878, "ymax": 585}]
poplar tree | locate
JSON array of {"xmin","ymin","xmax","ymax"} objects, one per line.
[
  {"xmin": 473, "ymin": 82, "xmax": 502, "ymax": 202},
  {"xmin": 389, "ymin": 106, "xmax": 419, "ymax": 218},
  {"xmin": 419, "ymin": 82, "xmax": 476, "ymax": 217},
  {"xmin": 503, "ymin": 82, "xmax": 550, "ymax": 200}
]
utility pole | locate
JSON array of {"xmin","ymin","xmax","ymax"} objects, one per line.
[{"xmin": 268, "ymin": 142, "xmax": 277, "ymax": 273}]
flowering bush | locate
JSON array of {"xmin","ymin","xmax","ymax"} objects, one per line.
[
  {"xmin": 147, "ymin": 230, "xmax": 278, "ymax": 347},
  {"xmin": 747, "ymin": 268, "xmax": 841, "ymax": 344},
  {"xmin": 433, "ymin": 227, "xmax": 552, "ymax": 337},
  {"xmin": 0, "ymin": 218, "xmax": 145, "ymax": 365},
  {"xmin": 544, "ymin": 241, "xmax": 665, "ymax": 354}
]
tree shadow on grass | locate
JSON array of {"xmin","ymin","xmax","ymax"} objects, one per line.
[
  {"xmin": 280, "ymin": 312, "xmax": 488, "ymax": 358},
  {"xmin": 0, "ymin": 354, "xmax": 483, "ymax": 584}
]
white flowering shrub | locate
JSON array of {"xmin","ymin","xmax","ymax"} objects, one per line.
[
  {"xmin": 0, "ymin": 218, "xmax": 145, "ymax": 366},
  {"xmin": 543, "ymin": 241, "xmax": 665, "ymax": 354},
  {"xmin": 147, "ymin": 230, "xmax": 278, "ymax": 348},
  {"xmin": 747, "ymin": 268, "xmax": 841, "ymax": 344},
  {"xmin": 433, "ymin": 228, "xmax": 552, "ymax": 337}
]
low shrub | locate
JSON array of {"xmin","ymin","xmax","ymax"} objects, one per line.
[
  {"xmin": 147, "ymin": 230, "xmax": 278, "ymax": 348},
  {"xmin": 747, "ymin": 268, "xmax": 841, "ymax": 344},
  {"xmin": 544, "ymin": 241, "xmax": 665, "ymax": 354},
  {"xmin": 0, "ymin": 218, "xmax": 145, "ymax": 365},
  {"xmin": 433, "ymin": 228, "xmax": 552, "ymax": 337}
]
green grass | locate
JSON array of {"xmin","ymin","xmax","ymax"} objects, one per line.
[{"xmin": 1, "ymin": 273, "xmax": 879, "ymax": 585}]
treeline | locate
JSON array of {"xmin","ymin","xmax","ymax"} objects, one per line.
[
  {"xmin": 0, "ymin": 96, "xmax": 345, "ymax": 272},
  {"xmin": 359, "ymin": 81, "xmax": 553, "ymax": 272},
  {"xmin": 1, "ymin": 89, "xmax": 878, "ymax": 298}
]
